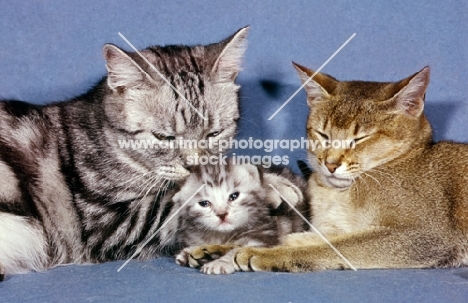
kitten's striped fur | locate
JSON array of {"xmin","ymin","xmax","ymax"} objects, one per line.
[
  {"xmin": 173, "ymin": 160, "xmax": 309, "ymax": 274},
  {"xmin": 0, "ymin": 27, "xmax": 249, "ymax": 280}
]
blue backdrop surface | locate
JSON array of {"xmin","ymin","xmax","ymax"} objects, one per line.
[{"xmin": 0, "ymin": 1, "xmax": 467, "ymax": 302}]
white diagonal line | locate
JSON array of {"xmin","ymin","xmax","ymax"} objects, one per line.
[
  {"xmin": 118, "ymin": 32, "xmax": 208, "ymax": 121},
  {"xmin": 268, "ymin": 184, "xmax": 357, "ymax": 271},
  {"xmin": 268, "ymin": 33, "xmax": 356, "ymax": 120},
  {"xmin": 117, "ymin": 184, "xmax": 206, "ymax": 272}
]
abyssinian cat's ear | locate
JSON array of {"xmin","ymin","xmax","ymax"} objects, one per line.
[
  {"xmin": 263, "ymin": 173, "xmax": 304, "ymax": 209},
  {"xmin": 209, "ymin": 26, "xmax": 249, "ymax": 83},
  {"xmin": 103, "ymin": 44, "xmax": 150, "ymax": 91},
  {"xmin": 389, "ymin": 66, "xmax": 430, "ymax": 117},
  {"xmin": 292, "ymin": 62, "xmax": 338, "ymax": 105}
]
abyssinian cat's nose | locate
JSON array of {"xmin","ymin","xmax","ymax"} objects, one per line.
[{"xmin": 325, "ymin": 162, "xmax": 340, "ymax": 173}]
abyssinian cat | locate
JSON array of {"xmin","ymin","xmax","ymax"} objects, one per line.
[
  {"xmin": 187, "ymin": 64, "xmax": 468, "ymax": 273},
  {"xmin": 0, "ymin": 26, "xmax": 249, "ymax": 280},
  {"xmin": 171, "ymin": 160, "xmax": 308, "ymax": 274}
]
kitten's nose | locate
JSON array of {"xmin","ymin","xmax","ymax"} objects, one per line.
[
  {"xmin": 217, "ymin": 212, "xmax": 228, "ymax": 222},
  {"xmin": 325, "ymin": 162, "xmax": 340, "ymax": 173}
]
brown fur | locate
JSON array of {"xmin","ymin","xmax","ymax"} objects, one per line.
[{"xmin": 190, "ymin": 65, "xmax": 468, "ymax": 272}]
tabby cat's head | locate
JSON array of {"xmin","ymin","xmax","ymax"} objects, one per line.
[
  {"xmin": 102, "ymin": 27, "xmax": 249, "ymax": 181},
  {"xmin": 294, "ymin": 63, "xmax": 432, "ymax": 189}
]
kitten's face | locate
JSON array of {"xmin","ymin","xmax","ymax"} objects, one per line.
[
  {"xmin": 174, "ymin": 163, "xmax": 266, "ymax": 232},
  {"xmin": 102, "ymin": 27, "xmax": 248, "ymax": 182},
  {"xmin": 294, "ymin": 63, "xmax": 431, "ymax": 189}
]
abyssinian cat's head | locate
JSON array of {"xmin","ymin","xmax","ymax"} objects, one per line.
[
  {"xmin": 294, "ymin": 63, "xmax": 432, "ymax": 189},
  {"xmin": 102, "ymin": 27, "xmax": 249, "ymax": 182},
  {"xmin": 173, "ymin": 161, "xmax": 268, "ymax": 232}
]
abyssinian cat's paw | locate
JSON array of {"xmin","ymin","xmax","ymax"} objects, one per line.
[{"xmin": 234, "ymin": 246, "xmax": 302, "ymax": 272}]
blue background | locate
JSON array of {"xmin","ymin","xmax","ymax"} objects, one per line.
[{"xmin": 1, "ymin": 0, "xmax": 468, "ymax": 302}]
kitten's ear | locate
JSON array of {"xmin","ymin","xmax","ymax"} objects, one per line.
[
  {"xmin": 235, "ymin": 163, "xmax": 261, "ymax": 183},
  {"xmin": 389, "ymin": 66, "xmax": 430, "ymax": 117},
  {"xmin": 263, "ymin": 173, "xmax": 304, "ymax": 209},
  {"xmin": 209, "ymin": 26, "xmax": 249, "ymax": 83},
  {"xmin": 292, "ymin": 62, "xmax": 338, "ymax": 105},
  {"xmin": 103, "ymin": 44, "xmax": 150, "ymax": 91}
]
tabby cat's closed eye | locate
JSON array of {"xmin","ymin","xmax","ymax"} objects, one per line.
[
  {"xmin": 153, "ymin": 133, "xmax": 176, "ymax": 141},
  {"xmin": 207, "ymin": 131, "xmax": 221, "ymax": 138}
]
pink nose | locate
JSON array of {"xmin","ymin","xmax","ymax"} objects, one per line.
[
  {"xmin": 325, "ymin": 162, "xmax": 339, "ymax": 173},
  {"xmin": 217, "ymin": 213, "xmax": 228, "ymax": 221}
]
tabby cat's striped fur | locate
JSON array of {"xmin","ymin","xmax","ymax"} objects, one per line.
[{"xmin": 0, "ymin": 27, "xmax": 249, "ymax": 280}]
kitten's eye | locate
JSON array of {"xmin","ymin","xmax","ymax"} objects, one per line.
[
  {"xmin": 153, "ymin": 133, "xmax": 176, "ymax": 141},
  {"xmin": 229, "ymin": 192, "xmax": 239, "ymax": 201},
  {"xmin": 316, "ymin": 131, "xmax": 329, "ymax": 140},
  {"xmin": 198, "ymin": 200, "xmax": 211, "ymax": 207},
  {"xmin": 207, "ymin": 131, "xmax": 221, "ymax": 138}
]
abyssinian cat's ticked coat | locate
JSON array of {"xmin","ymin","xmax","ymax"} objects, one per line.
[{"xmin": 189, "ymin": 64, "xmax": 468, "ymax": 272}]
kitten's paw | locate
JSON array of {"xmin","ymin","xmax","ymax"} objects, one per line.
[
  {"xmin": 175, "ymin": 248, "xmax": 191, "ymax": 267},
  {"xmin": 201, "ymin": 257, "xmax": 235, "ymax": 275},
  {"xmin": 187, "ymin": 244, "xmax": 239, "ymax": 268}
]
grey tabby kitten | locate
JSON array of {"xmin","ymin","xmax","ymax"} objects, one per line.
[
  {"xmin": 172, "ymin": 160, "xmax": 308, "ymax": 274},
  {"xmin": 0, "ymin": 26, "xmax": 249, "ymax": 280}
]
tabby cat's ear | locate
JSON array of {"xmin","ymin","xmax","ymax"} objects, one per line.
[
  {"xmin": 292, "ymin": 62, "xmax": 338, "ymax": 106},
  {"xmin": 209, "ymin": 26, "xmax": 249, "ymax": 83},
  {"xmin": 103, "ymin": 44, "xmax": 150, "ymax": 91},
  {"xmin": 388, "ymin": 66, "xmax": 430, "ymax": 117}
]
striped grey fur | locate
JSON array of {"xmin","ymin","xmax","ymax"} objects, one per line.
[{"xmin": 0, "ymin": 27, "xmax": 249, "ymax": 280}]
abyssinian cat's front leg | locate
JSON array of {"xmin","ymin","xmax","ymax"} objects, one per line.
[{"xmin": 233, "ymin": 229, "xmax": 454, "ymax": 272}]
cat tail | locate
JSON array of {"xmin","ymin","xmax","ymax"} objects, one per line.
[{"xmin": 0, "ymin": 213, "xmax": 49, "ymax": 278}]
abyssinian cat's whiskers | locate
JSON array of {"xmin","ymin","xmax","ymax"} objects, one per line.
[
  {"xmin": 361, "ymin": 172, "xmax": 383, "ymax": 187},
  {"xmin": 366, "ymin": 167, "xmax": 402, "ymax": 189}
]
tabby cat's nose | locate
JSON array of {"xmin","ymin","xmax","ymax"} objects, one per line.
[{"xmin": 325, "ymin": 162, "xmax": 339, "ymax": 173}]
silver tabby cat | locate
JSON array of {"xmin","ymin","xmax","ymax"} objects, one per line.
[
  {"xmin": 0, "ymin": 26, "xmax": 249, "ymax": 280},
  {"xmin": 172, "ymin": 160, "xmax": 308, "ymax": 274}
]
